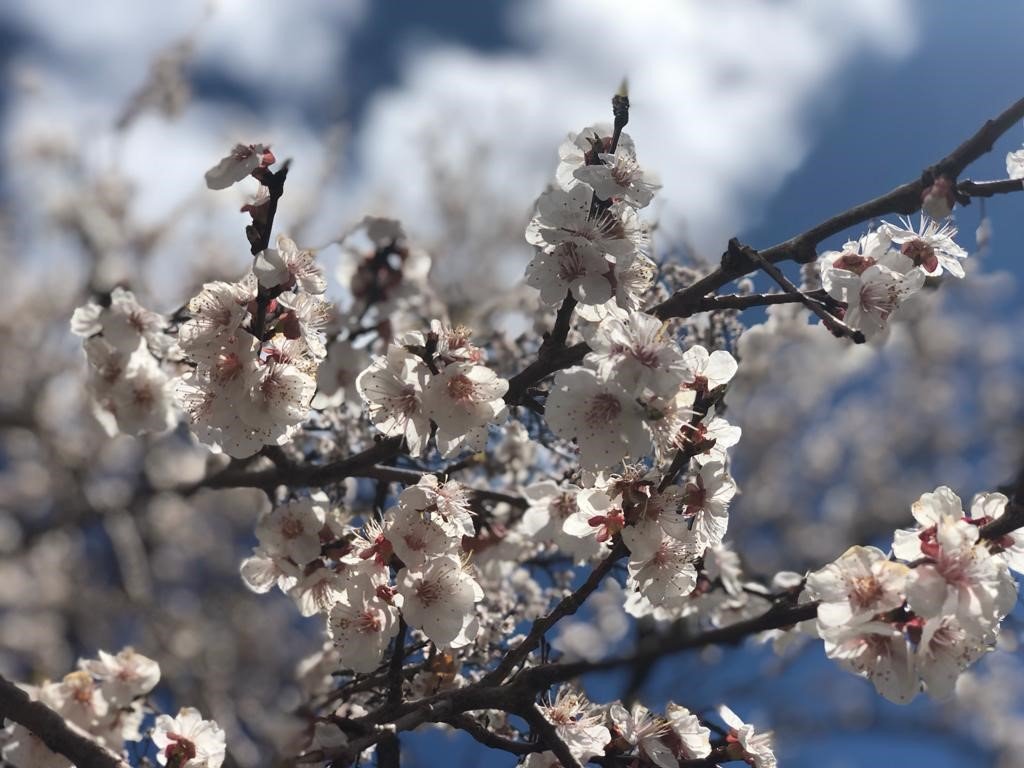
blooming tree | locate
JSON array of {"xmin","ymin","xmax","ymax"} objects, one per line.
[{"xmin": 4, "ymin": 73, "xmax": 1024, "ymax": 768}]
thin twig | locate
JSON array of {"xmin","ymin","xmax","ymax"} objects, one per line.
[
  {"xmin": 736, "ymin": 239, "xmax": 865, "ymax": 343},
  {"xmin": 483, "ymin": 538, "xmax": 628, "ymax": 686}
]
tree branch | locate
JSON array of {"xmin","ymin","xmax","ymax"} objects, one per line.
[
  {"xmin": 520, "ymin": 704, "xmax": 584, "ymax": 768},
  {"xmin": 956, "ymin": 177, "xmax": 1024, "ymax": 200},
  {"xmin": 0, "ymin": 675, "xmax": 129, "ymax": 768},
  {"xmin": 445, "ymin": 714, "xmax": 538, "ymax": 756},
  {"xmin": 654, "ymin": 95, "xmax": 1024, "ymax": 320},
  {"xmin": 483, "ymin": 538, "xmax": 628, "ymax": 687}
]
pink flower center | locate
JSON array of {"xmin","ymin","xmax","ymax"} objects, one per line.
[
  {"xmin": 415, "ymin": 579, "xmax": 442, "ymax": 606},
  {"xmin": 682, "ymin": 481, "xmax": 706, "ymax": 518},
  {"xmin": 164, "ymin": 733, "xmax": 197, "ymax": 767},
  {"xmin": 446, "ymin": 374, "xmax": 476, "ymax": 402},
  {"xmin": 357, "ymin": 609, "xmax": 383, "ymax": 634},
  {"xmin": 848, "ymin": 575, "xmax": 885, "ymax": 610},
  {"xmin": 394, "ymin": 385, "xmax": 419, "ymax": 415},
  {"xmin": 133, "ymin": 382, "xmax": 156, "ymax": 408},
  {"xmin": 214, "ymin": 351, "xmax": 244, "ymax": 383},
  {"xmin": 586, "ymin": 393, "xmax": 621, "ymax": 425},
  {"xmin": 687, "ymin": 374, "xmax": 709, "ymax": 396},
  {"xmin": 917, "ymin": 526, "xmax": 941, "ymax": 560},
  {"xmin": 359, "ymin": 533, "xmax": 393, "ymax": 565},
  {"xmin": 901, "ymin": 239, "xmax": 939, "ymax": 272},
  {"xmin": 588, "ymin": 510, "xmax": 625, "ymax": 542},
  {"xmin": 556, "ymin": 243, "xmax": 587, "ymax": 282},
  {"xmin": 551, "ymin": 493, "xmax": 577, "ymax": 520},
  {"xmin": 280, "ymin": 516, "xmax": 305, "ymax": 540},
  {"xmin": 832, "ymin": 253, "xmax": 876, "ymax": 275}
]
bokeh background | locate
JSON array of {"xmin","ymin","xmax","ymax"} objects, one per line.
[{"xmin": 2, "ymin": 1, "xmax": 1024, "ymax": 767}]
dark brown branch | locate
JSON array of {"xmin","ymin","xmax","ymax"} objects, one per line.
[
  {"xmin": 956, "ymin": 177, "xmax": 1024, "ymax": 200},
  {"xmin": 540, "ymin": 292, "xmax": 579, "ymax": 356},
  {"xmin": 980, "ymin": 503, "xmax": 1024, "ymax": 540},
  {"xmin": 0, "ymin": 675, "xmax": 128, "ymax": 768},
  {"xmin": 483, "ymin": 538, "xmax": 629, "ymax": 686},
  {"xmin": 524, "ymin": 601, "xmax": 820, "ymax": 689},
  {"xmin": 738, "ymin": 239, "xmax": 865, "ymax": 343},
  {"xmin": 505, "ymin": 342, "xmax": 588, "ymax": 406},
  {"xmin": 377, "ymin": 734, "xmax": 401, "ymax": 768},
  {"xmin": 654, "ymin": 95, "xmax": 1024, "ymax": 319},
  {"xmin": 445, "ymin": 714, "xmax": 538, "ymax": 756},
  {"xmin": 696, "ymin": 290, "xmax": 822, "ymax": 312},
  {"xmin": 388, "ymin": 619, "xmax": 408, "ymax": 707},
  {"xmin": 521, "ymin": 705, "xmax": 584, "ymax": 768},
  {"xmin": 248, "ymin": 163, "xmax": 290, "ymax": 339},
  {"xmin": 188, "ymin": 436, "xmax": 404, "ymax": 493}
]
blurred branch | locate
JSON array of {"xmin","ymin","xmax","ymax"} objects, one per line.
[{"xmin": 0, "ymin": 675, "xmax": 129, "ymax": 768}]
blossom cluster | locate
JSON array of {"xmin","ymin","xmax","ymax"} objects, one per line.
[
  {"xmin": 525, "ymin": 124, "xmax": 659, "ymax": 310},
  {"xmin": 356, "ymin": 322, "xmax": 509, "ymax": 457},
  {"xmin": 71, "ymin": 287, "xmax": 178, "ymax": 436},
  {"xmin": 818, "ymin": 216, "xmax": 968, "ymax": 339},
  {"xmin": 175, "ymin": 234, "xmax": 329, "ymax": 457},
  {"xmin": 0, "ymin": 647, "xmax": 219, "ymax": 768},
  {"xmin": 242, "ymin": 475, "xmax": 485, "ymax": 674},
  {"xmin": 56, "ymin": 104, "xmax": 1024, "ymax": 768},
  {"xmin": 71, "ymin": 145, "xmax": 331, "ymax": 457},
  {"xmin": 525, "ymin": 689, "xmax": 775, "ymax": 768},
  {"xmin": 805, "ymin": 486, "xmax": 1021, "ymax": 703}
]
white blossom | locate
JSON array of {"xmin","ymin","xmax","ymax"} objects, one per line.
[
  {"xmin": 822, "ymin": 621, "xmax": 917, "ymax": 704},
  {"xmin": 398, "ymin": 475, "xmax": 476, "ymax": 539},
  {"xmin": 71, "ymin": 287, "xmax": 167, "ymax": 356},
  {"xmin": 665, "ymin": 702, "xmax": 711, "ymax": 760},
  {"xmin": 178, "ymin": 280, "xmax": 253, "ymax": 361},
  {"xmin": 395, "ymin": 556, "xmax": 483, "ymax": 648},
  {"xmin": 204, "ymin": 142, "xmax": 274, "ymax": 189},
  {"xmin": 356, "ymin": 346, "xmax": 431, "ymax": 456},
  {"xmin": 586, "ymin": 311, "xmax": 684, "ymax": 397},
  {"xmin": 328, "ymin": 595, "xmax": 400, "ymax": 673},
  {"xmin": 152, "ymin": 707, "xmax": 226, "ymax": 768},
  {"xmin": 525, "ymin": 241, "xmax": 613, "ymax": 305},
  {"xmin": 520, "ymin": 481, "xmax": 601, "ymax": 560},
  {"xmin": 253, "ymin": 235, "xmax": 326, "ymax": 294},
  {"xmin": 680, "ymin": 345, "xmax": 738, "ymax": 396},
  {"xmin": 537, "ymin": 687, "xmax": 611, "ymax": 764},
  {"xmin": 718, "ymin": 705, "xmax": 776, "ymax": 768},
  {"xmin": 827, "ymin": 263, "xmax": 925, "ymax": 339},
  {"xmin": 879, "ymin": 216, "xmax": 968, "ymax": 278},
  {"xmin": 422, "ymin": 361, "xmax": 508, "ymax": 456},
  {"xmin": 545, "ymin": 368, "xmax": 651, "ymax": 469},
  {"xmin": 608, "ymin": 702, "xmax": 675, "ymax": 768},
  {"xmin": 80, "ymin": 648, "xmax": 160, "ymax": 706},
  {"xmin": 805, "ymin": 545, "xmax": 909, "ymax": 629},
  {"xmin": 255, "ymin": 498, "xmax": 327, "ymax": 566},
  {"xmin": 662, "ymin": 461, "xmax": 736, "ymax": 547},
  {"xmin": 903, "ymin": 515, "xmax": 1016, "ymax": 634},
  {"xmin": 1006, "ymin": 146, "xmax": 1024, "ymax": 180},
  {"xmin": 573, "ymin": 149, "xmax": 661, "ymax": 209}
]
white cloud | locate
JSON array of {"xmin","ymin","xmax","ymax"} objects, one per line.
[
  {"xmin": 344, "ymin": 0, "xmax": 918, "ymax": 281},
  {"xmin": 0, "ymin": 0, "xmax": 919, "ymax": 300}
]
